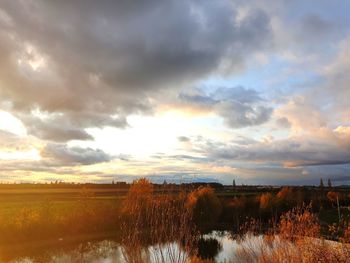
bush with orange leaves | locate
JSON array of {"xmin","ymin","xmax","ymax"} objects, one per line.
[
  {"xmin": 278, "ymin": 205, "xmax": 320, "ymax": 241},
  {"xmin": 186, "ymin": 186, "xmax": 222, "ymax": 227},
  {"xmin": 235, "ymin": 205, "xmax": 350, "ymax": 263},
  {"xmin": 120, "ymin": 178, "xmax": 198, "ymax": 263},
  {"xmin": 259, "ymin": 193, "xmax": 273, "ymax": 211},
  {"xmin": 275, "ymin": 187, "xmax": 294, "ymax": 208},
  {"xmin": 123, "ymin": 178, "xmax": 154, "ymax": 214},
  {"xmin": 278, "ymin": 206, "xmax": 350, "ymax": 262},
  {"xmin": 327, "ymin": 191, "xmax": 340, "ymax": 203},
  {"xmin": 343, "ymin": 223, "xmax": 350, "ymax": 243}
]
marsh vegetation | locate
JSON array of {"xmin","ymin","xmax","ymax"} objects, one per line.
[{"xmin": 1, "ymin": 180, "xmax": 350, "ymax": 262}]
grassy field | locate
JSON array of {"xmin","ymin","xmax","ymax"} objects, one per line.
[
  {"xmin": 0, "ymin": 184, "xmax": 348, "ymax": 222},
  {"xmin": 0, "ymin": 186, "xmax": 125, "ymax": 219},
  {"xmin": 0, "ymin": 183, "xmax": 350, "ymax": 263},
  {"xmin": 0, "ymin": 184, "xmax": 349, "ymax": 244},
  {"xmin": 0, "ymin": 184, "xmax": 233, "ymax": 218}
]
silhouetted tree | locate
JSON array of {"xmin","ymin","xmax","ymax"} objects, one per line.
[
  {"xmin": 320, "ymin": 178, "xmax": 324, "ymax": 189},
  {"xmin": 327, "ymin": 178, "xmax": 332, "ymax": 188}
]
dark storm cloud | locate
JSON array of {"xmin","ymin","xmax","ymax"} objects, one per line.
[
  {"xmin": 198, "ymin": 135, "xmax": 350, "ymax": 167},
  {"xmin": 217, "ymin": 100, "xmax": 272, "ymax": 128},
  {"xmin": 180, "ymin": 86, "xmax": 273, "ymax": 128},
  {"xmin": 25, "ymin": 120, "xmax": 93, "ymax": 142},
  {"xmin": 18, "ymin": 112, "xmax": 127, "ymax": 142},
  {"xmin": 0, "ymin": 0, "xmax": 272, "ymax": 141},
  {"xmin": 41, "ymin": 143, "xmax": 113, "ymax": 165}
]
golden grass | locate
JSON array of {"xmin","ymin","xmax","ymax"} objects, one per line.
[
  {"xmin": 234, "ymin": 205, "xmax": 350, "ymax": 263},
  {"xmin": 120, "ymin": 179, "xmax": 198, "ymax": 263}
]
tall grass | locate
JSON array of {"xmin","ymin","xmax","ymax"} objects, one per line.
[
  {"xmin": 234, "ymin": 204, "xmax": 350, "ymax": 263},
  {"xmin": 120, "ymin": 179, "xmax": 198, "ymax": 263},
  {"xmin": 2, "ymin": 182, "xmax": 350, "ymax": 262}
]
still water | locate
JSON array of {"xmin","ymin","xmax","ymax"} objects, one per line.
[{"xmin": 1, "ymin": 232, "xmax": 275, "ymax": 263}]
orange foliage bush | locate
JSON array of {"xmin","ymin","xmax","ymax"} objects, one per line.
[
  {"xmin": 120, "ymin": 179, "xmax": 198, "ymax": 263},
  {"xmin": 236, "ymin": 205, "xmax": 350, "ymax": 263},
  {"xmin": 276, "ymin": 187, "xmax": 293, "ymax": 201},
  {"xmin": 327, "ymin": 191, "xmax": 340, "ymax": 203},
  {"xmin": 259, "ymin": 193, "xmax": 273, "ymax": 210},
  {"xmin": 278, "ymin": 205, "xmax": 320, "ymax": 241},
  {"xmin": 228, "ymin": 196, "xmax": 247, "ymax": 209},
  {"xmin": 186, "ymin": 186, "xmax": 222, "ymax": 226},
  {"xmin": 123, "ymin": 179, "xmax": 153, "ymax": 211}
]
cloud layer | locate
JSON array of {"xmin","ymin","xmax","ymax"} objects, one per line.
[
  {"xmin": 180, "ymin": 86, "xmax": 273, "ymax": 128},
  {"xmin": 0, "ymin": 0, "xmax": 272, "ymax": 141},
  {"xmin": 0, "ymin": 0, "xmax": 350, "ymax": 185}
]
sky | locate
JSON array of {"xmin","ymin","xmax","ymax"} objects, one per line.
[{"xmin": 0, "ymin": 0, "xmax": 350, "ymax": 185}]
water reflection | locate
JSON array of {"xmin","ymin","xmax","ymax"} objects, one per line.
[
  {"xmin": 197, "ymin": 237, "xmax": 222, "ymax": 260},
  {"xmin": 1, "ymin": 232, "xmax": 262, "ymax": 263},
  {"xmin": 5, "ymin": 240, "xmax": 122, "ymax": 263}
]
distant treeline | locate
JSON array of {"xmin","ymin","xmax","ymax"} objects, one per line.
[{"xmin": 0, "ymin": 181, "xmax": 349, "ymax": 190}]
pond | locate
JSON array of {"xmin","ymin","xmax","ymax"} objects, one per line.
[{"xmin": 0, "ymin": 232, "xmax": 298, "ymax": 263}]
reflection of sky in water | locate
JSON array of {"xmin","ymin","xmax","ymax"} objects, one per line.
[
  {"xmin": 203, "ymin": 231, "xmax": 262, "ymax": 262},
  {"xmin": 7, "ymin": 232, "xmax": 268, "ymax": 263}
]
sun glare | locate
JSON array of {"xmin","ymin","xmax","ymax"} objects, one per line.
[
  {"xmin": 0, "ymin": 148, "xmax": 40, "ymax": 161},
  {"xmin": 85, "ymin": 111, "xmax": 206, "ymax": 157},
  {"xmin": 0, "ymin": 110, "xmax": 26, "ymax": 136},
  {"xmin": 17, "ymin": 44, "xmax": 46, "ymax": 72}
]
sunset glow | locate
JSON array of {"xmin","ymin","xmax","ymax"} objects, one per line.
[{"xmin": 0, "ymin": 1, "xmax": 350, "ymax": 185}]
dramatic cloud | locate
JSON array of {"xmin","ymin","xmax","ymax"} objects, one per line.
[
  {"xmin": 321, "ymin": 39, "xmax": 350, "ymax": 120},
  {"xmin": 216, "ymin": 101, "xmax": 272, "ymax": 128},
  {"xmin": 0, "ymin": 130, "xmax": 38, "ymax": 152},
  {"xmin": 275, "ymin": 96, "xmax": 326, "ymax": 133},
  {"xmin": 0, "ymin": 1, "xmax": 350, "ymax": 185},
  {"xmin": 41, "ymin": 143, "xmax": 113, "ymax": 166},
  {"xmin": 194, "ymin": 126, "xmax": 350, "ymax": 167},
  {"xmin": 18, "ymin": 112, "xmax": 127, "ymax": 142},
  {"xmin": 0, "ymin": 0, "xmax": 272, "ymax": 141},
  {"xmin": 180, "ymin": 86, "xmax": 273, "ymax": 128}
]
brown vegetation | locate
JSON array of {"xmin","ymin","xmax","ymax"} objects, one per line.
[
  {"xmin": 186, "ymin": 186, "xmax": 222, "ymax": 228},
  {"xmin": 120, "ymin": 179, "xmax": 198, "ymax": 263},
  {"xmin": 2, "ymin": 181, "xmax": 350, "ymax": 262},
  {"xmin": 0, "ymin": 188, "xmax": 119, "ymax": 244},
  {"xmin": 236, "ymin": 205, "xmax": 350, "ymax": 263}
]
